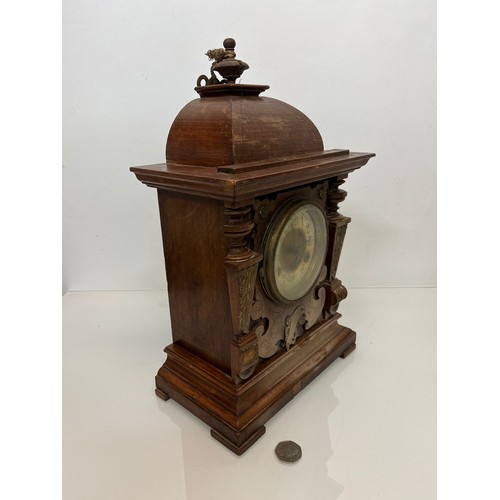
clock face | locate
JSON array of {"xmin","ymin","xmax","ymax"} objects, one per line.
[{"xmin": 261, "ymin": 199, "xmax": 328, "ymax": 304}]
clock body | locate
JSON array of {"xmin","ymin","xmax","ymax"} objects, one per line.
[{"xmin": 131, "ymin": 46, "xmax": 374, "ymax": 454}]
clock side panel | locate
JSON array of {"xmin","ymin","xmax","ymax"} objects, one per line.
[{"xmin": 157, "ymin": 190, "xmax": 233, "ymax": 372}]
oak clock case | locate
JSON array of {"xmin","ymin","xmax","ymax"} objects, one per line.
[{"xmin": 130, "ymin": 38, "xmax": 375, "ymax": 455}]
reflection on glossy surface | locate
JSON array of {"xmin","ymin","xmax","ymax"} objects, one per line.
[
  {"xmin": 158, "ymin": 354, "xmax": 345, "ymax": 499},
  {"xmin": 63, "ymin": 289, "xmax": 436, "ymax": 500}
]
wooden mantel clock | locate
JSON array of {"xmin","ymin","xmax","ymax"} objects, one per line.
[{"xmin": 131, "ymin": 38, "xmax": 375, "ymax": 455}]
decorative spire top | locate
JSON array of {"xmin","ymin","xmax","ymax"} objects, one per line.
[{"xmin": 197, "ymin": 38, "xmax": 249, "ymax": 86}]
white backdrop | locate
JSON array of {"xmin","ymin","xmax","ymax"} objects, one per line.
[{"xmin": 63, "ymin": 0, "xmax": 435, "ymax": 292}]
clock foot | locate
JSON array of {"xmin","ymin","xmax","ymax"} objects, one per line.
[
  {"xmin": 155, "ymin": 388, "xmax": 170, "ymax": 401},
  {"xmin": 210, "ymin": 425, "xmax": 266, "ymax": 456},
  {"xmin": 340, "ymin": 342, "xmax": 356, "ymax": 359}
]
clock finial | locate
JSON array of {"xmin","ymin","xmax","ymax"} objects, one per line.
[
  {"xmin": 197, "ymin": 38, "xmax": 249, "ymax": 86},
  {"xmin": 223, "ymin": 37, "xmax": 236, "ymax": 55}
]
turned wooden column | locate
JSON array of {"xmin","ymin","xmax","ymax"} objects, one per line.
[{"xmin": 223, "ymin": 203, "xmax": 262, "ymax": 382}]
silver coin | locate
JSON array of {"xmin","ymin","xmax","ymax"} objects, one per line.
[{"xmin": 275, "ymin": 440, "xmax": 302, "ymax": 463}]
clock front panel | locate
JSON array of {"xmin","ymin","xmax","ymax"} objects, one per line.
[{"xmin": 251, "ymin": 182, "xmax": 330, "ymax": 358}]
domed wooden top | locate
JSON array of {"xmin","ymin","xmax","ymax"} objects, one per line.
[
  {"xmin": 165, "ymin": 38, "xmax": 324, "ymax": 168},
  {"xmin": 166, "ymin": 89, "xmax": 324, "ymax": 168}
]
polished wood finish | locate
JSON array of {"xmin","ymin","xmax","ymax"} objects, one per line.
[
  {"xmin": 131, "ymin": 71, "xmax": 374, "ymax": 454},
  {"xmin": 165, "ymin": 93, "xmax": 323, "ymax": 168},
  {"xmin": 155, "ymin": 313, "xmax": 356, "ymax": 455},
  {"xmin": 157, "ymin": 190, "xmax": 233, "ymax": 371},
  {"xmin": 131, "ymin": 149, "xmax": 373, "ymax": 204}
]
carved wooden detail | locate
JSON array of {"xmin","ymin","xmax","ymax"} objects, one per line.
[
  {"xmin": 329, "ymin": 224, "xmax": 348, "ymax": 281},
  {"xmin": 224, "ymin": 204, "xmax": 262, "ymax": 382},
  {"xmin": 224, "ymin": 205, "xmax": 256, "ymax": 262},
  {"xmin": 284, "ymin": 305, "xmax": 306, "ymax": 351},
  {"xmin": 324, "ymin": 278, "xmax": 348, "ymax": 315},
  {"xmin": 251, "ymin": 265, "xmax": 327, "ymax": 358},
  {"xmin": 238, "ymin": 263, "xmax": 258, "ymax": 333},
  {"xmin": 322, "ymin": 176, "xmax": 352, "ymax": 313},
  {"xmin": 251, "ymin": 184, "xmax": 329, "ymax": 359},
  {"xmin": 326, "ymin": 175, "xmax": 349, "ymax": 221},
  {"xmin": 230, "ymin": 331, "xmax": 259, "ymax": 382}
]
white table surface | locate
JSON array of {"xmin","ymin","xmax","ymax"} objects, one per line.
[{"xmin": 63, "ymin": 287, "xmax": 436, "ymax": 500}]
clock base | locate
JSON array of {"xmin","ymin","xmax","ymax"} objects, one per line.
[{"xmin": 155, "ymin": 313, "xmax": 356, "ymax": 455}]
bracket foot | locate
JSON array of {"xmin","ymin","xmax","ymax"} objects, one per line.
[
  {"xmin": 340, "ymin": 343, "xmax": 356, "ymax": 359},
  {"xmin": 210, "ymin": 426, "xmax": 266, "ymax": 456},
  {"xmin": 155, "ymin": 388, "xmax": 170, "ymax": 401}
]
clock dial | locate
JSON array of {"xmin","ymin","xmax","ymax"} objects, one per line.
[{"xmin": 261, "ymin": 199, "xmax": 328, "ymax": 304}]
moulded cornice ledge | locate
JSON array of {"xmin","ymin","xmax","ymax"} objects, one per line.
[{"xmin": 130, "ymin": 149, "xmax": 376, "ymax": 203}]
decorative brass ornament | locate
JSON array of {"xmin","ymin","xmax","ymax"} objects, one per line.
[{"xmin": 197, "ymin": 37, "xmax": 249, "ymax": 86}]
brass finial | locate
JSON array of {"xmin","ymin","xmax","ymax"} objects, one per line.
[{"xmin": 197, "ymin": 38, "xmax": 249, "ymax": 86}]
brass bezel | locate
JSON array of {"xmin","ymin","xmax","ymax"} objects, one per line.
[{"xmin": 260, "ymin": 198, "xmax": 328, "ymax": 305}]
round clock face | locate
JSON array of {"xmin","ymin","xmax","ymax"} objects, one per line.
[{"xmin": 261, "ymin": 199, "xmax": 328, "ymax": 304}]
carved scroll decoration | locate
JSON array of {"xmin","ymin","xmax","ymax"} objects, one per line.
[
  {"xmin": 251, "ymin": 265, "xmax": 327, "ymax": 358},
  {"xmin": 284, "ymin": 306, "xmax": 306, "ymax": 351}
]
